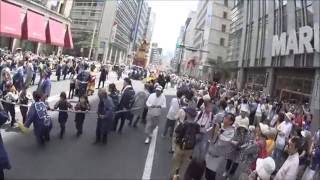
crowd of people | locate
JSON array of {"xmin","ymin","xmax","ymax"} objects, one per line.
[
  {"xmin": 0, "ymin": 48, "xmax": 319, "ymax": 180},
  {"xmin": 160, "ymin": 76, "xmax": 319, "ymax": 180}
]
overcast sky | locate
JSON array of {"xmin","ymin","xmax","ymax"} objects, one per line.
[{"xmin": 148, "ymin": 0, "xmax": 198, "ymax": 58}]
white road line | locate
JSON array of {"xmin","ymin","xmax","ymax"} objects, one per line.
[{"xmin": 142, "ymin": 126, "xmax": 158, "ymax": 180}]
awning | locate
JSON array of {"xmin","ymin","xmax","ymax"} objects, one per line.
[
  {"xmin": 46, "ymin": 19, "xmax": 66, "ymax": 47},
  {"xmin": 0, "ymin": 1, "xmax": 23, "ymax": 38},
  {"xmin": 22, "ymin": 10, "xmax": 46, "ymax": 43},
  {"xmin": 64, "ymin": 26, "xmax": 73, "ymax": 49}
]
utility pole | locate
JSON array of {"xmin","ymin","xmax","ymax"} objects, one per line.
[{"xmin": 88, "ymin": 22, "xmax": 97, "ymax": 60}]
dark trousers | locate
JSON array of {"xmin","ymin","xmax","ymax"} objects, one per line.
[
  {"xmin": 96, "ymin": 118, "xmax": 108, "ymax": 143},
  {"xmin": 57, "ymin": 74, "xmax": 61, "ymax": 81},
  {"xmin": 75, "ymin": 115, "xmax": 85, "ymax": 134},
  {"xmin": 58, "ymin": 115, "xmax": 68, "ymax": 139},
  {"xmin": 205, "ymin": 168, "xmax": 216, "ymax": 180},
  {"xmin": 59, "ymin": 123, "xmax": 66, "ymax": 138},
  {"xmin": 36, "ymin": 127, "xmax": 51, "ymax": 145},
  {"xmin": 0, "ymin": 168, "xmax": 4, "ymax": 180},
  {"xmin": 184, "ymin": 161, "xmax": 206, "ymax": 180},
  {"xmin": 163, "ymin": 119, "xmax": 176, "ymax": 137},
  {"xmin": 225, "ymin": 159, "xmax": 239, "ymax": 176},
  {"xmin": 31, "ymin": 73, "xmax": 36, "ymax": 85},
  {"xmin": 4, "ymin": 102, "xmax": 15, "ymax": 126},
  {"xmin": 20, "ymin": 106, "xmax": 28, "ymax": 124},
  {"xmin": 98, "ymin": 79, "xmax": 105, "ymax": 89},
  {"xmin": 142, "ymin": 107, "xmax": 148, "ymax": 124},
  {"xmin": 69, "ymin": 87, "xmax": 75, "ymax": 99},
  {"xmin": 113, "ymin": 111, "xmax": 129, "ymax": 133},
  {"xmin": 63, "ymin": 73, "xmax": 67, "ymax": 80}
]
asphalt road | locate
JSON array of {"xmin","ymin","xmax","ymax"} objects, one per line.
[{"xmin": 1, "ymin": 72, "xmax": 176, "ymax": 180}]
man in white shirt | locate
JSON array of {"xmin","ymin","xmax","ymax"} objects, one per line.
[
  {"xmin": 162, "ymin": 91, "xmax": 183, "ymax": 137},
  {"xmin": 145, "ymin": 85, "xmax": 166, "ymax": 144},
  {"xmin": 275, "ymin": 136, "xmax": 301, "ymax": 180},
  {"xmin": 234, "ymin": 104, "xmax": 250, "ymax": 129}
]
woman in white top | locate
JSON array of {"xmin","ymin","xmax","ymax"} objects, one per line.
[{"xmin": 195, "ymin": 101, "xmax": 213, "ymax": 133}]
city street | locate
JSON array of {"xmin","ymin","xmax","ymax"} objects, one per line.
[{"xmin": 2, "ymin": 72, "xmax": 175, "ymax": 179}]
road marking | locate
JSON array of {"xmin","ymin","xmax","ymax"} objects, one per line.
[{"xmin": 142, "ymin": 126, "xmax": 158, "ymax": 180}]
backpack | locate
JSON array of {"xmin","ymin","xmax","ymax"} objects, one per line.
[
  {"xmin": 175, "ymin": 122, "xmax": 200, "ymax": 150},
  {"xmin": 34, "ymin": 102, "xmax": 51, "ymax": 127},
  {"xmin": 123, "ymin": 87, "xmax": 135, "ymax": 109}
]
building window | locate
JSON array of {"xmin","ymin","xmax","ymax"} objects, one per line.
[
  {"xmin": 90, "ymin": 11, "xmax": 95, "ymax": 16},
  {"xmin": 223, "ymin": 12, "xmax": 228, "ymax": 19},
  {"xmin": 220, "ymin": 38, "xmax": 225, "ymax": 46},
  {"xmin": 81, "ymin": 10, "xmax": 85, "ymax": 15},
  {"xmin": 217, "ymin": 56, "xmax": 222, "ymax": 61},
  {"xmin": 221, "ymin": 24, "xmax": 226, "ymax": 32},
  {"xmin": 224, "ymin": 0, "xmax": 228, "ymax": 7}
]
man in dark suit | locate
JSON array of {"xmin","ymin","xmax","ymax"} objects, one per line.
[{"xmin": 113, "ymin": 78, "xmax": 135, "ymax": 133}]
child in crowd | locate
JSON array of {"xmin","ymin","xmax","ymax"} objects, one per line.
[
  {"xmin": 3, "ymin": 84, "xmax": 18, "ymax": 127},
  {"xmin": 54, "ymin": 92, "xmax": 73, "ymax": 139},
  {"xmin": 18, "ymin": 90, "xmax": 29, "ymax": 123},
  {"xmin": 74, "ymin": 95, "xmax": 90, "ymax": 137},
  {"xmin": 68, "ymin": 76, "xmax": 76, "ymax": 99}
]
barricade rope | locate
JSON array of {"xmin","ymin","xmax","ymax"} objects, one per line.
[{"xmin": 0, "ymin": 99, "xmax": 143, "ymax": 115}]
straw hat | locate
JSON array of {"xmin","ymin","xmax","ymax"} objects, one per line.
[{"xmin": 256, "ymin": 157, "xmax": 276, "ymax": 180}]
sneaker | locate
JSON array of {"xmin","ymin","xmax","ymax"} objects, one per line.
[{"xmin": 144, "ymin": 137, "xmax": 151, "ymax": 144}]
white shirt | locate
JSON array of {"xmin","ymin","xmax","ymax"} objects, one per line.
[
  {"xmin": 166, "ymin": 98, "xmax": 180, "ymax": 120},
  {"xmin": 274, "ymin": 152, "xmax": 299, "ymax": 180},
  {"xmin": 146, "ymin": 93, "xmax": 166, "ymax": 116},
  {"xmin": 278, "ymin": 121, "xmax": 293, "ymax": 138}
]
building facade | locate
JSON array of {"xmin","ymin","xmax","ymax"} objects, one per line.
[
  {"xmin": 69, "ymin": 0, "xmax": 117, "ymax": 61},
  {"xmin": 143, "ymin": 7, "xmax": 155, "ymax": 44},
  {"xmin": 132, "ymin": 0, "xmax": 149, "ymax": 51},
  {"xmin": 181, "ymin": 11, "xmax": 197, "ymax": 75},
  {"xmin": 149, "ymin": 43, "xmax": 162, "ymax": 65},
  {"xmin": 192, "ymin": 0, "xmax": 232, "ymax": 80},
  {"xmin": 106, "ymin": 0, "xmax": 139, "ymax": 65},
  {"xmin": 0, "ymin": 0, "xmax": 73, "ymax": 55},
  {"xmin": 234, "ymin": 0, "xmax": 320, "ymax": 129},
  {"xmin": 172, "ymin": 26, "xmax": 185, "ymax": 72}
]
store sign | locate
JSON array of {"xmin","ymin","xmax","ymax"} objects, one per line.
[{"xmin": 272, "ymin": 23, "xmax": 320, "ymax": 56}]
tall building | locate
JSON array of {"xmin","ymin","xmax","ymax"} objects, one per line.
[
  {"xmin": 181, "ymin": 11, "xmax": 197, "ymax": 75},
  {"xmin": 172, "ymin": 26, "xmax": 185, "ymax": 72},
  {"xmin": 132, "ymin": 0, "xmax": 149, "ymax": 51},
  {"xmin": 193, "ymin": 0, "xmax": 232, "ymax": 80},
  {"xmin": 144, "ymin": 7, "xmax": 156, "ymax": 44},
  {"xmin": 106, "ymin": 0, "xmax": 139, "ymax": 64},
  {"xmin": 70, "ymin": 0, "xmax": 117, "ymax": 61},
  {"xmin": 0, "ymin": 0, "xmax": 73, "ymax": 55},
  {"xmin": 232, "ymin": 0, "xmax": 320, "ymax": 128},
  {"xmin": 149, "ymin": 43, "xmax": 162, "ymax": 65}
]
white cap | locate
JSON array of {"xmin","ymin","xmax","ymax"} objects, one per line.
[{"xmin": 256, "ymin": 157, "xmax": 276, "ymax": 180}]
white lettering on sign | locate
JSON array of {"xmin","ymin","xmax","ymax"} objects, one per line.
[{"xmin": 272, "ymin": 24, "xmax": 320, "ymax": 56}]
